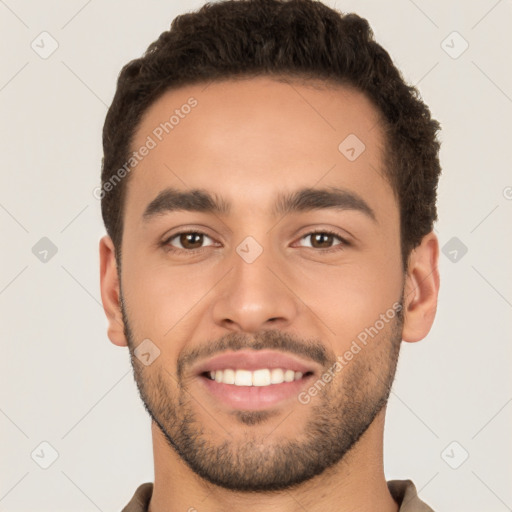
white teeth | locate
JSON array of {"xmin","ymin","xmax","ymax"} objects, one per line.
[
  {"xmin": 223, "ymin": 368, "xmax": 235, "ymax": 384},
  {"xmin": 234, "ymin": 369, "xmax": 253, "ymax": 386},
  {"xmin": 270, "ymin": 368, "xmax": 284, "ymax": 384},
  {"xmin": 252, "ymin": 369, "xmax": 271, "ymax": 386},
  {"xmin": 283, "ymin": 369, "xmax": 295, "ymax": 382},
  {"xmin": 208, "ymin": 368, "xmax": 307, "ymax": 386}
]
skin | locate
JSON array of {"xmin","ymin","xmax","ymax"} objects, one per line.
[{"xmin": 99, "ymin": 76, "xmax": 440, "ymax": 512}]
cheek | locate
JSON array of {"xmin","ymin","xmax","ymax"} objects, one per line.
[
  {"xmin": 290, "ymin": 251, "xmax": 403, "ymax": 347},
  {"xmin": 121, "ymin": 254, "xmax": 217, "ymax": 336}
]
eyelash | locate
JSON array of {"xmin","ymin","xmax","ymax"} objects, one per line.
[{"xmin": 161, "ymin": 229, "xmax": 350, "ymax": 255}]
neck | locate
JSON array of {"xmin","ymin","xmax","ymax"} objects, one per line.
[{"xmin": 148, "ymin": 408, "xmax": 399, "ymax": 512}]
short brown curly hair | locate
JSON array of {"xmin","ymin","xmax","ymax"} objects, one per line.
[{"xmin": 101, "ymin": 0, "xmax": 441, "ymax": 270}]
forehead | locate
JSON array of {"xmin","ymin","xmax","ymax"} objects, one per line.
[{"xmin": 125, "ymin": 76, "xmax": 394, "ymax": 222}]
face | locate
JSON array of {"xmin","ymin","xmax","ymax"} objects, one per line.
[{"xmin": 117, "ymin": 77, "xmax": 405, "ymax": 491}]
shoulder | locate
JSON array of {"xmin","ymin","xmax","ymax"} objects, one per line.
[
  {"xmin": 387, "ymin": 479, "xmax": 435, "ymax": 512},
  {"xmin": 121, "ymin": 482, "xmax": 154, "ymax": 512}
]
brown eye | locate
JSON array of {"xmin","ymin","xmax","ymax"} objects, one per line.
[
  {"xmin": 166, "ymin": 231, "xmax": 215, "ymax": 251},
  {"xmin": 179, "ymin": 233, "xmax": 204, "ymax": 249},
  {"xmin": 310, "ymin": 233, "xmax": 335, "ymax": 248},
  {"xmin": 300, "ymin": 231, "xmax": 350, "ymax": 253},
  {"xmin": 299, "ymin": 231, "xmax": 344, "ymax": 250}
]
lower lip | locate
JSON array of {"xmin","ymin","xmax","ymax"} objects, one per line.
[{"xmin": 198, "ymin": 374, "xmax": 314, "ymax": 411}]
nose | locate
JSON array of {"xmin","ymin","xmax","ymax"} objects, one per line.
[{"xmin": 211, "ymin": 240, "xmax": 299, "ymax": 333}]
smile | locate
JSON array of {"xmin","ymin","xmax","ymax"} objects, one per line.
[
  {"xmin": 192, "ymin": 349, "xmax": 321, "ymax": 411},
  {"xmin": 204, "ymin": 368, "xmax": 309, "ymax": 386}
]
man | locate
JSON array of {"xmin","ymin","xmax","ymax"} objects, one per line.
[{"xmin": 99, "ymin": 0, "xmax": 441, "ymax": 510}]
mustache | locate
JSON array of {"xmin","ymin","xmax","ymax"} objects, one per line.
[{"xmin": 177, "ymin": 329, "xmax": 333, "ymax": 380}]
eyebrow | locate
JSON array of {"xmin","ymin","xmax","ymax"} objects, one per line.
[{"xmin": 142, "ymin": 186, "xmax": 377, "ymax": 223}]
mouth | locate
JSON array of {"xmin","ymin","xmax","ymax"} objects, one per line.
[
  {"xmin": 193, "ymin": 350, "xmax": 319, "ymax": 411},
  {"xmin": 201, "ymin": 368, "xmax": 314, "ymax": 386}
]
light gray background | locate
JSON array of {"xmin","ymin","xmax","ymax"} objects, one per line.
[{"xmin": 1, "ymin": 1, "xmax": 511, "ymax": 510}]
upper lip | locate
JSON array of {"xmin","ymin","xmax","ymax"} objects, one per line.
[{"xmin": 193, "ymin": 349, "xmax": 320, "ymax": 376}]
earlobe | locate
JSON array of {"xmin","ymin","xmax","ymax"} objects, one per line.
[
  {"xmin": 99, "ymin": 235, "xmax": 128, "ymax": 347},
  {"xmin": 401, "ymin": 232, "xmax": 440, "ymax": 343}
]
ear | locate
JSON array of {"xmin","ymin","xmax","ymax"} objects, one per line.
[
  {"xmin": 99, "ymin": 235, "xmax": 128, "ymax": 347},
  {"xmin": 401, "ymin": 231, "xmax": 440, "ymax": 343}
]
